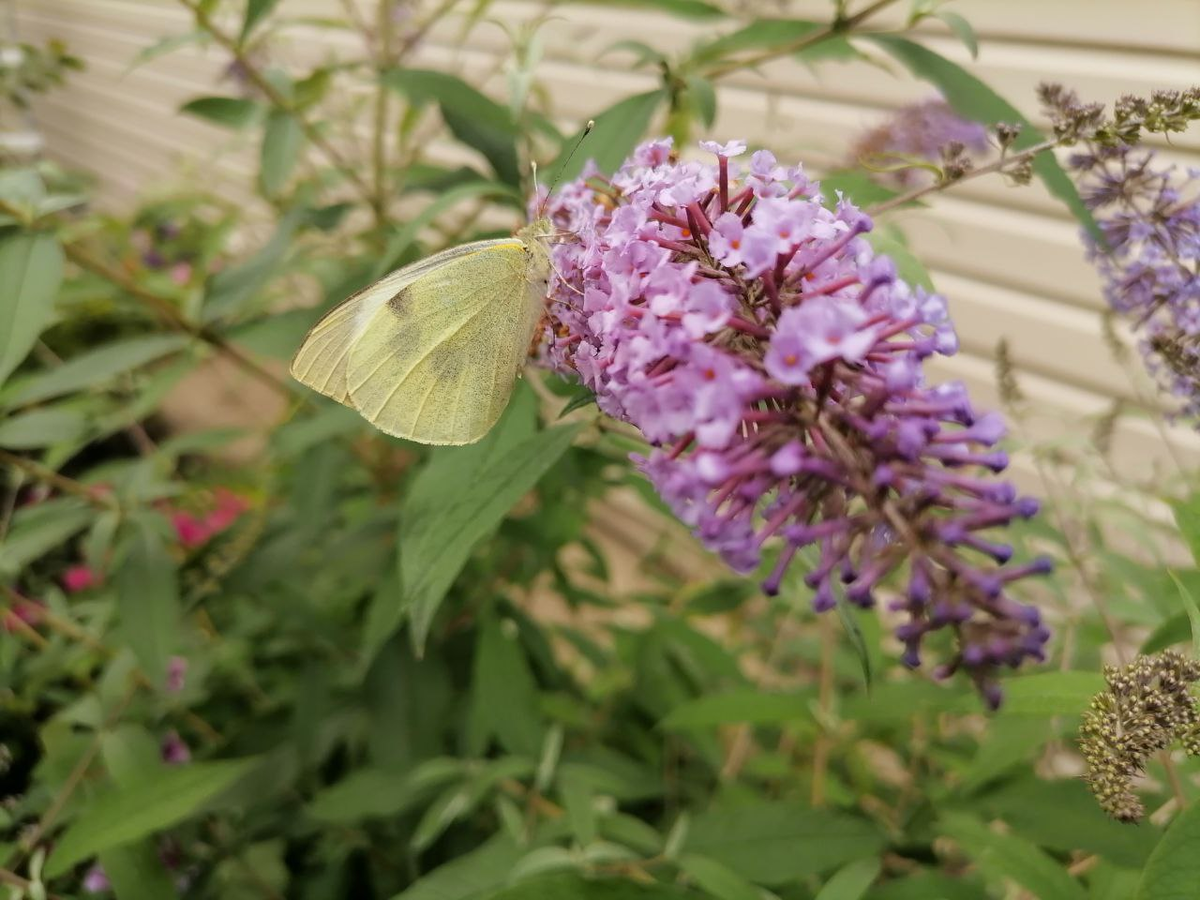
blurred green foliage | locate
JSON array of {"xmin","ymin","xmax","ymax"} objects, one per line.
[{"xmin": 1, "ymin": 0, "xmax": 1199, "ymax": 898}]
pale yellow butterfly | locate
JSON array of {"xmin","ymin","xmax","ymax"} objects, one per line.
[{"xmin": 289, "ymin": 220, "xmax": 554, "ymax": 446}]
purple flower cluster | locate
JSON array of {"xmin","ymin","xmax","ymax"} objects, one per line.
[
  {"xmin": 1071, "ymin": 144, "xmax": 1199, "ymax": 424},
  {"xmin": 537, "ymin": 138, "xmax": 1052, "ymax": 705},
  {"xmin": 848, "ymin": 98, "xmax": 991, "ymax": 186}
]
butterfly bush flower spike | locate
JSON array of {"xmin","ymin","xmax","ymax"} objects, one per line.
[
  {"xmin": 1042, "ymin": 85, "xmax": 1200, "ymax": 426},
  {"xmin": 538, "ymin": 139, "xmax": 1052, "ymax": 706}
]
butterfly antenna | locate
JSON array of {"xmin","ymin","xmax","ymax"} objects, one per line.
[{"xmin": 536, "ymin": 119, "xmax": 595, "ymax": 219}]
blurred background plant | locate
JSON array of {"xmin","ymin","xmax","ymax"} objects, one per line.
[{"xmin": 1, "ymin": 0, "xmax": 1200, "ymax": 898}]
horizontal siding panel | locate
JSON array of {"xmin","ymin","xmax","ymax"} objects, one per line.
[{"xmin": 15, "ymin": 0, "xmax": 1200, "ymax": 478}]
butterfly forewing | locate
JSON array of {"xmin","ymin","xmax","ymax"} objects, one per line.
[{"xmin": 290, "ymin": 238, "xmax": 548, "ymax": 445}]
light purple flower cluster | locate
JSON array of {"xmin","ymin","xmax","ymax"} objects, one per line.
[
  {"xmin": 1072, "ymin": 145, "xmax": 1199, "ymax": 424},
  {"xmin": 848, "ymin": 98, "xmax": 991, "ymax": 186},
  {"xmin": 537, "ymin": 138, "xmax": 1052, "ymax": 705}
]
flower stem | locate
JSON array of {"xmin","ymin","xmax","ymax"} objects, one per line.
[
  {"xmin": 371, "ymin": 0, "xmax": 398, "ymax": 229},
  {"xmin": 866, "ymin": 137, "xmax": 1061, "ymax": 217},
  {"xmin": 705, "ymin": 0, "xmax": 900, "ymax": 81},
  {"xmin": 177, "ymin": 0, "xmax": 376, "ymax": 206},
  {"xmin": 0, "ymin": 449, "xmax": 118, "ymax": 511}
]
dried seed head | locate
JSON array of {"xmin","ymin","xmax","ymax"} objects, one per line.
[{"xmin": 1079, "ymin": 651, "xmax": 1200, "ymax": 822}]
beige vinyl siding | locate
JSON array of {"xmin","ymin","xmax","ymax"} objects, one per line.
[{"xmin": 13, "ymin": 0, "xmax": 1200, "ymax": 491}]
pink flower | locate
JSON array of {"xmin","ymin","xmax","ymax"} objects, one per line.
[
  {"xmin": 3, "ymin": 597, "xmax": 42, "ymax": 633},
  {"xmin": 161, "ymin": 730, "xmax": 191, "ymax": 765},
  {"xmin": 170, "ymin": 262, "xmax": 193, "ymax": 285},
  {"xmin": 536, "ymin": 138, "xmax": 1052, "ymax": 707},
  {"xmin": 204, "ymin": 488, "xmax": 249, "ymax": 533},
  {"xmin": 83, "ymin": 864, "xmax": 110, "ymax": 893},
  {"xmin": 765, "ymin": 296, "xmax": 880, "ymax": 381},
  {"xmin": 62, "ymin": 564, "xmax": 102, "ymax": 593},
  {"xmin": 166, "ymin": 656, "xmax": 188, "ymax": 693},
  {"xmin": 172, "ymin": 512, "xmax": 212, "ymax": 548}
]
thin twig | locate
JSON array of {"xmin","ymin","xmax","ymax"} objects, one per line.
[
  {"xmin": 0, "ymin": 867, "xmax": 66, "ymax": 900},
  {"xmin": 6, "ymin": 682, "xmax": 138, "ymax": 870},
  {"xmin": 0, "ymin": 197, "xmax": 293, "ymax": 399},
  {"xmin": 177, "ymin": 0, "xmax": 375, "ymax": 204},
  {"xmin": 63, "ymin": 243, "xmax": 293, "ymax": 399},
  {"xmin": 706, "ymin": 0, "xmax": 900, "ymax": 80},
  {"xmin": 0, "ymin": 449, "xmax": 118, "ymax": 511},
  {"xmin": 866, "ymin": 137, "xmax": 1061, "ymax": 217},
  {"xmin": 371, "ymin": 0, "xmax": 398, "ymax": 228},
  {"xmin": 1, "ymin": 585, "xmax": 223, "ymax": 745}
]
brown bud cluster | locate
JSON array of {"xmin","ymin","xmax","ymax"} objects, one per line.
[
  {"xmin": 1079, "ymin": 651, "xmax": 1200, "ymax": 822},
  {"xmin": 1039, "ymin": 83, "xmax": 1200, "ymax": 147}
]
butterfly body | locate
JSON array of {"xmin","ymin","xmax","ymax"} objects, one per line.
[{"xmin": 290, "ymin": 221, "xmax": 553, "ymax": 445}]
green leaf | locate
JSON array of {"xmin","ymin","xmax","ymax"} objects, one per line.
[
  {"xmin": 385, "ymin": 69, "xmax": 520, "ymax": 185},
  {"xmin": 307, "ymin": 759, "xmax": 464, "ymax": 822},
  {"xmin": 866, "ymin": 36, "xmax": 1101, "ymax": 242},
  {"xmin": 834, "ymin": 597, "xmax": 875, "ymax": 690},
  {"xmin": 865, "ymin": 226, "xmax": 934, "ymax": 291},
  {"xmin": 180, "ymin": 96, "xmax": 263, "ymax": 130},
  {"xmin": 1136, "ymin": 803, "xmax": 1200, "ymax": 900},
  {"xmin": 396, "ymin": 418, "xmax": 582, "ymax": 652},
  {"xmin": 1001, "ymin": 671, "xmax": 1104, "ymax": 716},
  {"xmin": 559, "ymin": 768, "xmax": 597, "ymax": 847},
  {"xmin": 45, "ymin": 759, "xmax": 255, "ymax": 877},
  {"xmin": 1, "ymin": 334, "xmax": 189, "ymax": 408},
  {"xmin": 590, "ymin": 0, "xmax": 724, "ymax": 19},
  {"xmin": 1167, "ymin": 570, "xmax": 1200, "ymax": 659},
  {"xmin": 0, "ymin": 406, "xmax": 86, "ymax": 448},
  {"xmin": 552, "ymin": 90, "xmax": 665, "ymax": 183},
  {"xmin": 687, "ymin": 76, "xmax": 718, "ymax": 128},
  {"xmin": 690, "ymin": 19, "xmax": 821, "ymax": 68},
  {"xmin": 936, "ymin": 11, "xmax": 978, "ymax": 59},
  {"xmin": 818, "ymin": 171, "xmax": 901, "ymax": 210},
  {"xmin": 978, "ymin": 777, "xmax": 1159, "ymax": 869},
  {"xmin": 204, "ymin": 208, "xmax": 300, "ymax": 320},
  {"xmin": 100, "ymin": 842, "xmax": 178, "ymax": 900},
  {"xmin": 0, "ymin": 499, "xmax": 93, "ymax": 577},
  {"xmin": 660, "ymin": 689, "xmax": 813, "ymax": 729},
  {"xmin": 468, "ymin": 616, "xmax": 546, "ymax": 756},
  {"xmin": 374, "ymin": 180, "xmax": 519, "ymax": 278},
  {"xmin": 557, "ymin": 386, "xmax": 597, "ymax": 419},
  {"xmin": 1170, "ymin": 495, "xmax": 1200, "ymax": 565},
  {"xmin": 815, "ymin": 858, "xmax": 881, "ymax": 900},
  {"xmin": 953, "ymin": 715, "xmax": 1050, "ymax": 795},
  {"xmin": 260, "ymin": 110, "xmax": 303, "ymax": 197},
  {"xmin": 241, "ymin": 0, "xmax": 280, "ymax": 41},
  {"xmin": 1143, "ymin": 611, "xmax": 1193, "ymax": 654},
  {"xmin": 115, "ymin": 519, "xmax": 181, "ymax": 687},
  {"xmin": 391, "ymin": 834, "xmax": 525, "ymax": 900},
  {"xmin": 480, "ymin": 874, "xmax": 691, "ymax": 899},
  {"xmin": 686, "ymin": 802, "xmax": 884, "ymax": 883},
  {"xmin": 127, "ymin": 31, "xmax": 208, "ymax": 71},
  {"xmin": 0, "ymin": 232, "xmax": 64, "ymax": 387},
  {"xmin": 939, "ymin": 812, "xmax": 1086, "ymax": 900},
  {"xmin": 678, "ymin": 854, "xmax": 762, "ymax": 900}
]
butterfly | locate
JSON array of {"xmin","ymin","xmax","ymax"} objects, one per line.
[{"xmin": 289, "ymin": 219, "xmax": 554, "ymax": 446}]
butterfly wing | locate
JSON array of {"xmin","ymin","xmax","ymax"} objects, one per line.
[{"xmin": 290, "ymin": 238, "xmax": 547, "ymax": 445}]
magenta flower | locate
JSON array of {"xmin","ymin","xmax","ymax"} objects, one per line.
[
  {"xmin": 537, "ymin": 138, "xmax": 1051, "ymax": 705},
  {"xmin": 62, "ymin": 564, "xmax": 102, "ymax": 593},
  {"xmin": 161, "ymin": 730, "xmax": 191, "ymax": 765},
  {"xmin": 82, "ymin": 864, "xmax": 110, "ymax": 893},
  {"xmin": 171, "ymin": 511, "xmax": 212, "ymax": 548},
  {"xmin": 2, "ymin": 596, "xmax": 42, "ymax": 633},
  {"xmin": 166, "ymin": 655, "xmax": 188, "ymax": 694}
]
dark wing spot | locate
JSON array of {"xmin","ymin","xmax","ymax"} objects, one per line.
[{"xmin": 387, "ymin": 287, "xmax": 411, "ymax": 316}]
